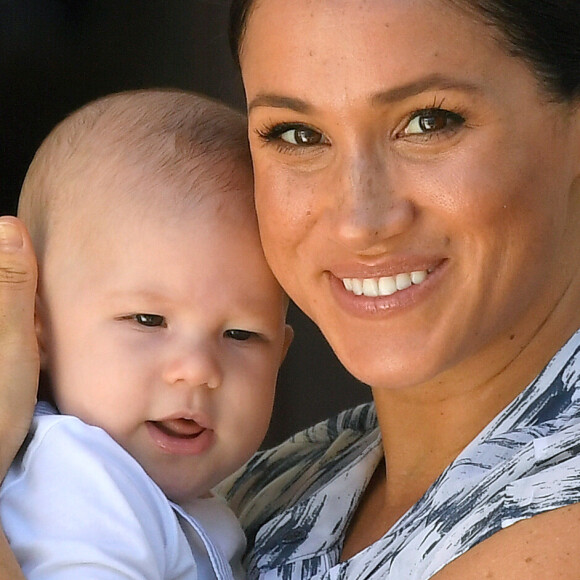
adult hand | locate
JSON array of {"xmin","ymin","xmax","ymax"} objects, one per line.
[
  {"xmin": 0, "ymin": 216, "xmax": 38, "ymax": 479},
  {"xmin": 0, "ymin": 217, "xmax": 37, "ymax": 580}
]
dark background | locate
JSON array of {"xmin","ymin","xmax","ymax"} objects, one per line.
[{"xmin": 1, "ymin": 0, "xmax": 371, "ymax": 446}]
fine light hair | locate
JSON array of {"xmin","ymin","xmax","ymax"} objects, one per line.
[
  {"xmin": 228, "ymin": 0, "xmax": 580, "ymax": 102},
  {"xmin": 18, "ymin": 88, "xmax": 253, "ymax": 260}
]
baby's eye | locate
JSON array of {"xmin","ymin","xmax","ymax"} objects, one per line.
[
  {"xmin": 224, "ymin": 329, "xmax": 256, "ymax": 341},
  {"xmin": 401, "ymin": 108, "xmax": 465, "ymax": 136},
  {"xmin": 133, "ymin": 314, "xmax": 167, "ymax": 328}
]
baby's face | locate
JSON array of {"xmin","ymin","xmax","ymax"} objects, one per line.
[{"xmin": 37, "ymin": 182, "xmax": 291, "ymax": 504}]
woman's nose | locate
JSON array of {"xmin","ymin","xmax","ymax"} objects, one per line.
[
  {"xmin": 330, "ymin": 149, "xmax": 414, "ymax": 252},
  {"xmin": 162, "ymin": 341, "xmax": 222, "ymax": 390}
]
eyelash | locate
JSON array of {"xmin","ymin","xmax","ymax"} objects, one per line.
[
  {"xmin": 256, "ymin": 122, "xmax": 328, "ymax": 153},
  {"xmin": 255, "ymin": 102, "xmax": 467, "ymax": 150},
  {"xmin": 119, "ymin": 314, "xmax": 167, "ymax": 328},
  {"xmin": 258, "ymin": 122, "xmax": 310, "ymax": 141},
  {"xmin": 118, "ymin": 316, "xmax": 259, "ymax": 342},
  {"xmin": 400, "ymin": 106, "xmax": 466, "ymax": 139},
  {"xmin": 224, "ymin": 329, "xmax": 257, "ymax": 341}
]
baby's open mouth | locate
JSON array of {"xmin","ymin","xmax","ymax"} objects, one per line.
[
  {"xmin": 146, "ymin": 418, "xmax": 215, "ymax": 455},
  {"xmin": 149, "ymin": 419, "xmax": 204, "ymax": 439}
]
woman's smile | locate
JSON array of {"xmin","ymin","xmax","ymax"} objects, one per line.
[
  {"xmin": 343, "ymin": 270, "xmax": 427, "ymax": 296},
  {"xmin": 242, "ymin": 0, "xmax": 580, "ymax": 389},
  {"xmin": 328, "ymin": 258, "xmax": 447, "ymax": 319}
]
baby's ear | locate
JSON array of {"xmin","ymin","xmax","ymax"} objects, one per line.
[
  {"xmin": 281, "ymin": 324, "xmax": 294, "ymax": 363},
  {"xmin": 34, "ymin": 292, "xmax": 49, "ymax": 370}
]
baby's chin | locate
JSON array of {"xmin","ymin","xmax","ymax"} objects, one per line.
[{"xmin": 168, "ymin": 489, "xmax": 217, "ymax": 517}]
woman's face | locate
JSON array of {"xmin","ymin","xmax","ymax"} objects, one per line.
[{"xmin": 240, "ymin": 0, "xmax": 580, "ymax": 390}]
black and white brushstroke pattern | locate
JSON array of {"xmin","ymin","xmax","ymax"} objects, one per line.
[{"xmin": 221, "ymin": 329, "xmax": 580, "ymax": 579}]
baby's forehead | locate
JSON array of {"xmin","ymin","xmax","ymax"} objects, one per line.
[
  {"xmin": 54, "ymin": 120, "xmax": 252, "ymax": 205},
  {"xmin": 22, "ymin": 90, "xmax": 255, "ymax": 257},
  {"xmin": 45, "ymin": 179, "xmax": 262, "ymax": 281}
]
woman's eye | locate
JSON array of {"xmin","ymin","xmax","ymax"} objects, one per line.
[
  {"xmin": 133, "ymin": 314, "xmax": 166, "ymax": 328},
  {"xmin": 258, "ymin": 123, "xmax": 328, "ymax": 147},
  {"xmin": 279, "ymin": 127, "xmax": 326, "ymax": 146},
  {"xmin": 402, "ymin": 108, "xmax": 465, "ymax": 136},
  {"xmin": 224, "ymin": 329, "xmax": 256, "ymax": 341}
]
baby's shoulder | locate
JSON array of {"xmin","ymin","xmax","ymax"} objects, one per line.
[{"xmin": 4, "ymin": 410, "xmax": 167, "ymax": 515}]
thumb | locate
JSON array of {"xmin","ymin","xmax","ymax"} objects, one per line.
[{"xmin": 0, "ymin": 216, "xmax": 39, "ymax": 479}]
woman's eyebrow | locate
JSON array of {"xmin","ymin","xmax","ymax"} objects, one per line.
[
  {"xmin": 248, "ymin": 75, "xmax": 483, "ymax": 113},
  {"xmin": 370, "ymin": 74, "xmax": 483, "ymax": 105},
  {"xmin": 248, "ymin": 94, "xmax": 312, "ymax": 113}
]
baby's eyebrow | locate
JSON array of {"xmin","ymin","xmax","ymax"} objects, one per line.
[{"xmin": 104, "ymin": 288, "xmax": 168, "ymax": 303}]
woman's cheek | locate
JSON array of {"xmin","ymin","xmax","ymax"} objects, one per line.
[{"xmin": 256, "ymin": 166, "xmax": 314, "ymax": 242}]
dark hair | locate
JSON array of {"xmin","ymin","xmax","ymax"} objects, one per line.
[
  {"xmin": 228, "ymin": 0, "xmax": 253, "ymax": 69},
  {"xmin": 450, "ymin": 0, "xmax": 580, "ymax": 100},
  {"xmin": 228, "ymin": 0, "xmax": 580, "ymax": 101}
]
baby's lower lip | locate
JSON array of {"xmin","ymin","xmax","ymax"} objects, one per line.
[{"xmin": 146, "ymin": 420, "xmax": 214, "ymax": 455}]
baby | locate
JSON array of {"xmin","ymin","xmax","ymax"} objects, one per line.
[{"xmin": 0, "ymin": 89, "xmax": 292, "ymax": 579}]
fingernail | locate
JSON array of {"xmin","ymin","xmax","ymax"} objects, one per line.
[{"xmin": 0, "ymin": 219, "xmax": 24, "ymax": 250}]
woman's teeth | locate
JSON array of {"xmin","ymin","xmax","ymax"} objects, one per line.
[{"xmin": 342, "ymin": 270, "xmax": 428, "ymax": 297}]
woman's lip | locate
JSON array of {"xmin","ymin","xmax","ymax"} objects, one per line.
[
  {"xmin": 330, "ymin": 257, "xmax": 446, "ymax": 280},
  {"xmin": 146, "ymin": 420, "xmax": 215, "ymax": 455},
  {"xmin": 328, "ymin": 258, "xmax": 447, "ymax": 316}
]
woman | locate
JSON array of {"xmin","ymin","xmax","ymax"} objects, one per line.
[
  {"xmin": 223, "ymin": 0, "xmax": 580, "ymax": 577},
  {"xmin": 2, "ymin": 0, "xmax": 580, "ymax": 577}
]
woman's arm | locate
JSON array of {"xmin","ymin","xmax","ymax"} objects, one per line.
[{"xmin": 0, "ymin": 217, "xmax": 38, "ymax": 580}]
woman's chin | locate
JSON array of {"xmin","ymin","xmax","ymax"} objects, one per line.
[{"xmin": 331, "ymin": 338, "xmax": 450, "ymax": 392}]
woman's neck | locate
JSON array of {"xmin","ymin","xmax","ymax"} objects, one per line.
[{"xmin": 373, "ymin": 272, "xmax": 580, "ymax": 518}]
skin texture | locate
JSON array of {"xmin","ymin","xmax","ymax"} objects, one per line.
[
  {"xmin": 239, "ymin": 0, "xmax": 580, "ymax": 574},
  {"xmin": 35, "ymin": 165, "xmax": 292, "ymax": 507}
]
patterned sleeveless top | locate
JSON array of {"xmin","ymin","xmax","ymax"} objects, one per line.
[{"xmin": 221, "ymin": 329, "xmax": 580, "ymax": 579}]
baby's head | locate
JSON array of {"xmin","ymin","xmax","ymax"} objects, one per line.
[
  {"xmin": 19, "ymin": 89, "xmax": 255, "ymax": 262},
  {"xmin": 19, "ymin": 89, "xmax": 292, "ymax": 504}
]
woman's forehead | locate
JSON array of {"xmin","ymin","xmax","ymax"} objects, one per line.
[
  {"xmin": 241, "ymin": 0, "xmax": 485, "ymax": 62},
  {"xmin": 240, "ymin": 0, "xmax": 507, "ymax": 103}
]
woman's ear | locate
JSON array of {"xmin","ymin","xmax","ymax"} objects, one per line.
[
  {"xmin": 569, "ymin": 102, "xmax": 580, "ymax": 207},
  {"xmin": 571, "ymin": 100, "xmax": 580, "ymax": 174}
]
